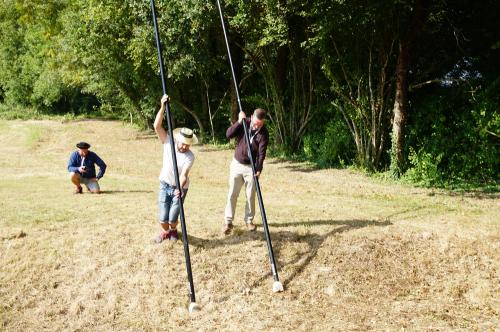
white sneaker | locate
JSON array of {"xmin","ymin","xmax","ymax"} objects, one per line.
[{"xmin": 246, "ymin": 222, "xmax": 256, "ymax": 231}]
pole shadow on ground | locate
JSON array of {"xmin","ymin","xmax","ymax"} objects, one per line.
[
  {"xmin": 187, "ymin": 218, "xmax": 392, "ymax": 289},
  {"xmin": 100, "ymin": 190, "xmax": 154, "ymax": 194},
  {"xmin": 266, "ymin": 219, "xmax": 392, "ymax": 289}
]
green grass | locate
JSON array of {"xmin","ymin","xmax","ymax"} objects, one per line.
[{"xmin": 24, "ymin": 125, "xmax": 43, "ymax": 148}]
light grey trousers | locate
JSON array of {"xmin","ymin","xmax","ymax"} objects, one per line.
[{"xmin": 224, "ymin": 158, "xmax": 255, "ymax": 224}]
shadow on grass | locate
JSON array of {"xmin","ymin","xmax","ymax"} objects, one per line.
[
  {"xmin": 270, "ymin": 219, "xmax": 391, "ymax": 289},
  {"xmin": 266, "ymin": 158, "xmax": 320, "ymax": 173},
  {"xmin": 132, "ymin": 135, "xmax": 156, "ymax": 140},
  {"xmin": 440, "ymin": 189, "xmax": 499, "ymax": 200},
  {"xmin": 100, "ymin": 190, "xmax": 153, "ymax": 194},
  {"xmin": 187, "ymin": 218, "xmax": 391, "ymax": 289},
  {"xmin": 197, "ymin": 145, "xmax": 233, "ymax": 153}
]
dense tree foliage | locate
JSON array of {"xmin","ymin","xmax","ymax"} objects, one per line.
[{"xmin": 0, "ymin": 0, "xmax": 498, "ymax": 186}]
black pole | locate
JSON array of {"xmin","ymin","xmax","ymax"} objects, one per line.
[
  {"xmin": 215, "ymin": 0, "xmax": 281, "ymax": 287},
  {"xmin": 150, "ymin": 0, "xmax": 197, "ymax": 306}
]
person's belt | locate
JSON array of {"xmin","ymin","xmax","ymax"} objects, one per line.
[{"xmin": 161, "ymin": 181, "xmax": 176, "ymax": 188}]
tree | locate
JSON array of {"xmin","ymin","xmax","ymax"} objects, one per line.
[
  {"xmin": 308, "ymin": 0, "xmax": 399, "ymax": 169},
  {"xmin": 58, "ymin": 0, "xmax": 157, "ymax": 126},
  {"xmin": 58, "ymin": 0, "xmax": 223, "ymax": 132},
  {"xmin": 223, "ymin": 0, "xmax": 323, "ymax": 153},
  {"xmin": 0, "ymin": 0, "xmax": 74, "ymax": 111},
  {"xmin": 402, "ymin": 0, "xmax": 500, "ymax": 184},
  {"xmin": 390, "ymin": 0, "xmax": 431, "ymax": 176}
]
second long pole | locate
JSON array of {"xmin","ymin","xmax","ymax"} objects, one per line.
[
  {"xmin": 149, "ymin": 0, "xmax": 200, "ymax": 312},
  {"xmin": 215, "ymin": 0, "xmax": 283, "ymax": 293}
]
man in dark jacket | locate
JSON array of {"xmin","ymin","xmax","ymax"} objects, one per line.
[
  {"xmin": 222, "ymin": 108, "xmax": 269, "ymax": 235},
  {"xmin": 67, "ymin": 142, "xmax": 107, "ymax": 194}
]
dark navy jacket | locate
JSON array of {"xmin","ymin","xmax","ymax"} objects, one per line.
[{"xmin": 67, "ymin": 151, "xmax": 106, "ymax": 179}]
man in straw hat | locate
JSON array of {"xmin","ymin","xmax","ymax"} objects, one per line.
[
  {"xmin": 222, "ymin": 108, "xmax": 269, "ymax": 235},
  {"xmin": 67, "ymin": 141, "xmax": 107, "ymax": 194},
  {"xmin": 153, "ymin": 94, "xmax": 198, "ymax": 243}
]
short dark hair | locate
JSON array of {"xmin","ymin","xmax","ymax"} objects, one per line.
[{"xmin": 253, "ymin": 108, "xmax": 267, "ymax": 120}]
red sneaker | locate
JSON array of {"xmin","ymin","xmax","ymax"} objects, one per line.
[
  {"xmin": 169, "ymin": 229, "xmax": 179, "ymax": 242},
  {"xmin": 154, "ymin": 231, "xmax": 170, "ymax": 244}
]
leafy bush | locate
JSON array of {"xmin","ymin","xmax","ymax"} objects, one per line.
[
  {"xmin": 405, "ymin": 78, "xmax": 499, "ymax": 186},
  {"xmin": 302, "ymin": 115, "xmax": 354, "ymax": 168},
  {"xmin": 402, "ymin": 147, "xmax": 443, "ymax": 186}
]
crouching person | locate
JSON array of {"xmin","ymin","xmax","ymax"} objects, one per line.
[{"xmin": 67, "ymin": 141, "xmax": 107, "ymax": 194}]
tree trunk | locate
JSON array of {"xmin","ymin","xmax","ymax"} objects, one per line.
[
  {"xmin": 390, "ymin": 0, "xmax": 430, "ymax": 176},
  {"xmin": 391, "ymin": 40, "xmax": 410, "ymax": 176}
]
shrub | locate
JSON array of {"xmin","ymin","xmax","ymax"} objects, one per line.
[
  {"xmin": 402, "ymin": 147, "xmax": 443, "ymax": 186},
  {"xmin": 302, "ymin": 116, "xmax": 354, "ymax": 168}
]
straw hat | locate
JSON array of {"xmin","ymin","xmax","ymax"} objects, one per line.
[{"xmin": 173, "ymin": 127, "xmax": 198, "ymax": 145}]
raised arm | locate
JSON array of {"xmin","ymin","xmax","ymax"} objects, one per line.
[
  {"xmin": 154, "ymin": 94, "xmax": 170, "ymax": 143},
  {"xmin": 226, "ymin": 111, "xmax": 246, "ymax": 139}
]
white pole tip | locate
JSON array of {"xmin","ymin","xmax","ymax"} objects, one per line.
[
  {"xmin": 188, "ymin": 302, "xmax": 200, "ymax": 313},
  {"xmin": 272, "ymin": 281, "xmax": 284, "ymax": 293}
]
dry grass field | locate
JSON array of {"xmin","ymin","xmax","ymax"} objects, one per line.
[{"xmin": 0, "ymin": 119, "xmax": 499, "ymax": 331}]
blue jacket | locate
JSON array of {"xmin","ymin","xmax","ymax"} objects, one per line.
[{"xmin": 67, "ymin": 151, "xmax": 107, "ymax": 179}]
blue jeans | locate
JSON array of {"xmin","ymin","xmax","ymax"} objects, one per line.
[{"xmin": 158, "ymin": 181, "xmax": 187, "ymax": 224}]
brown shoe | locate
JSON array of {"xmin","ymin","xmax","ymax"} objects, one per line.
[
  {"xmin": 246, "ymin": 222, "xmax": 256, "ymax": 231},
  {"xmin": 222, "ymin": 223, "xmax": 233, "ymax": 235},
  {"xmin": 74, "ymin": 186, "xmax": 83, "ymax": 194}
]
